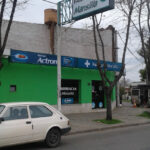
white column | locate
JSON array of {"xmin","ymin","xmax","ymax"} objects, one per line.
[{"xmin": 57, "ymin": 25, "xmax": 61, "ymax": 111}]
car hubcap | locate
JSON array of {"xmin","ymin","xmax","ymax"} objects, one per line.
[{"xmin": 50, "ymin": 132, "xmax": 58, "ymax": 144}]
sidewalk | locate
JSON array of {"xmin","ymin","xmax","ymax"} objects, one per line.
[{"xmin": 66, "ymin": 102, "xmax": 150, "ymax": 135}]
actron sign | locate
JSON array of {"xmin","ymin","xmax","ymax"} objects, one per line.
[
  {"xmin": 10, "ymin": 49, "xmax": 122, "ymax": 72},
  {"xmin": 72, "ymin": 0, "xmax": 114, "ymax": 20}
]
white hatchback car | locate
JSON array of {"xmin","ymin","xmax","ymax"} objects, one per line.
[{"xmin": 0, "ymin": 102, "xmax": 71, "ymax": 148}]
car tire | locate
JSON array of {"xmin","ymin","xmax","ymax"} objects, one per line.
[{"xmin": 45, "ymin": 128, "xmax": 61, "ymax": 148}]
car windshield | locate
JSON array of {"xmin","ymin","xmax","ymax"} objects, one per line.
[{"xmin": 0, "ymin": 105, "xmax": 5, "ymax": 114}]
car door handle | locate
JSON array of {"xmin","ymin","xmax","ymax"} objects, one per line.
[{"xmin": 26, "ymin": 121, "xmax": 31, "ymax": 124}]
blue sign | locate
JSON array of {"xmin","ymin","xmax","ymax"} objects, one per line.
[
  {"xmin": 61, "ymin": 98, "xmax": 74, "ymax": 104},
  {"xmin": 10, "ymin": 49, "xmax": 122, "ymax": 72},
  {"xmin": 11, "ymin": 50, "xmax": 57, "ymax": 66},
  {"xmin": 77, "ymin": 58, "xmax": 122, "ymax": 72},
  {"xmin": 62, "ymin": 56, "xmax": 76, "ymax": 67}
]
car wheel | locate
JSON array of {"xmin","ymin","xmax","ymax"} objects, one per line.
[{"xmin": 45, "ymin": 128, "xmax": 61, "ymax": 148}]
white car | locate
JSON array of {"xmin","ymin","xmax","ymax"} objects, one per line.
[{"xmin": 0, "ymin": 102, "xmax": 71, "ymax": 148}]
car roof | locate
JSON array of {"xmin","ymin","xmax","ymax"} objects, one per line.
[{"xmin": 0, "ymin": 102, "xmax": 49, "ymax": 107}]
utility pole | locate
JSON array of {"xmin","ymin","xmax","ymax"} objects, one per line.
[
  {"xmin": 57, "ymin": 25, "xmax": 62, "ymax": 111},
  {"xmin": 57, "ymin": 2, "xmax": 62, "ymax": 112}
]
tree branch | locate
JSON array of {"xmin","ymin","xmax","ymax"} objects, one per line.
[
  {"xmin": 0, "ymin": 0, "xmax": 6, "ymax": 48},
  {"xmin": 95, "ymin": 16, "xmax": 111, "ymax": 86},
  {"xmin": 0, "ymin": 0, "xmax": 17, "ymax": 58},
  {"xmin": 92, "ymin": 15, "xmax": 106, "ymax": 88}
]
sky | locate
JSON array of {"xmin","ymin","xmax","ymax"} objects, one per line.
[{"xmin": 4, "ymin": 0, "xmax": 145, "ymax": 82}]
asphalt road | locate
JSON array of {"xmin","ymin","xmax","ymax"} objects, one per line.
[{"xmin": 2, "ymin": 124, "xmax": 150, "ymax": 150}]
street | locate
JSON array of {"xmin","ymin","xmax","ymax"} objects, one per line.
[{"xmin": 2, "ymin": 124, "xmax": 150, "ymax": 150}]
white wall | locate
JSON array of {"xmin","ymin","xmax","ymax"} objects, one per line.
[
  {"xmin": 3, "ymin": 20, "xmax": 113, "ymax": 62},
  {"xmin": 57, "ymin": 27, "xmax": 113, "ymax": 61},
  {"xmin": 2, "ymin": 20, "xmax": 51, "ymax": 54}
]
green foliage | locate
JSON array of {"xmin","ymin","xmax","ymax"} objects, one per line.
[
  {"xmin": 139, "ymin": 68, "xmax": 146, "ymax": 82},
  {"xmin": 94, "ymin": 119, "xmax": 122, "ymax": 124},
  {"xmin": 137, "ymin": 39, "xmax": 150, "ymax": 83},
  {"xmin": 120, "ymin": 87, "xmax": 125, "ymax": 96},
  {"xmin": 138, "ymin": 111, "xmax": 150, "ymax": 119}
]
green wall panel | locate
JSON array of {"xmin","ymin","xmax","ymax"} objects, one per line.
[
  {"xmin": 0, "ymin": 59, "xmax": 57, "ymax": 104},
  {"xmin": 0, "ymin": 59, "xmax": 116, "ymax": 107}
]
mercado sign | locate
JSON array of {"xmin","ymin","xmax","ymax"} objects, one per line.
[
  {"xmin": 10, "ymin": 49, "xmax": 122, "ymax": 72},
  {"xmin": 72, "ymin": 0, "xmax": 114, "ymax": 20}
]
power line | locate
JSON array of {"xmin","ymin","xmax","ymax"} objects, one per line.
[
  {"xmin": 117, "ymin": 32, "xmax": 143, "ymax": 65},
  {"xmin": 117, "ymin": 19, "xmax": 147, "ymax": 32},
  {"xmin": 126, "ymin": 63, "xmax": 144, "ymax": 73},
  {"xmin": 42, "ymin": 0, "xmax": 57, "ymax": 5}
]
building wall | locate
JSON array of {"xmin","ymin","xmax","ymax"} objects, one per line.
[
  {"xmin": 3, "ymin": 20, "xmax": 113, "ymax": 61},
  {"xmin": 0, "ymin": 59, "xmax": 116, "ymax": 109},
  {"xmin": 0, "ymin": 59, "xmax": 57, "ymax": 104},
  {"xmin": 2, "ymin": 20, "xmax": 51, "ymax": 54},
  {"xmin": 56, "ymin": 27, "xmax": 113, "ymax": 61}
]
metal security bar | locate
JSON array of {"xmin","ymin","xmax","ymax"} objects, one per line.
[{"xmin": 57, "ymin": 0, "xmax": 73, "ymax": 26}]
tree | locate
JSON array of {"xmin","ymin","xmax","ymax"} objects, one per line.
[
  {"xmin": 139, "ymin": 68, "xmax": 146, "ymax": 81},
  {"xmin": 0, "ymin": 0, "xmax": 28, "ymax": 69},
  {"xmin": 138, "ymin": 39, "xmax": 150, "ymax": 84},
  {"xmin": 119, "ymin": 78, "xmax": 131, "ymax": 87},
  {"xmin": 92, "ymin": 0, "xmax": 136, "ymax": 120},
  {"xmin": 137, "ymin": 0, "xmax": 150, "ymax": 84},
  {"xmin": 131, "ymin": 0, "xmax": 150, "ymax": 84}
]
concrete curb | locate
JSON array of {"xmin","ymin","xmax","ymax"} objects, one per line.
[{"xmin": 67, "ymin": 121, "xmax": 150, "ymax": 136}]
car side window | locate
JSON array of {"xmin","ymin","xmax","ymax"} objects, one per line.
[
  {"xmin": 29, "ymin": 105, "xmax": 53, "ymax": 118},
  {"xmin": 2, "ymin": 106, "xmax": 28, "ymax": 121}
]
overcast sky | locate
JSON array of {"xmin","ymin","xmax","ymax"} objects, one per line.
[{"xmin": 4, "ymin": 0, "xmax": 144, "ymax": 82}]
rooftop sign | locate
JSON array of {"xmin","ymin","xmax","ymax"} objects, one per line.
[{"xmin": 72, "ymin": 0, "xmax": 114, "ymax": 20}]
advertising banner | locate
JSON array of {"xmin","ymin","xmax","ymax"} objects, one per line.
[
  {"xmin": 72, "ymin": 0, "xmax": 114, "ymax": 20},
  {"xmin": 77, "ymin": 58, "xmax": 122, "ymax": 72},
  {"xmin": 10, "ymin": 49, "xmax": 122, "ymax": 72},
  {"xmin": 11, "ymin": 49, "xmax": 57, "ymax": 66}
]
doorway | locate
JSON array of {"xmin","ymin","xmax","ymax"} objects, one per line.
[{"xmin": 92, "ymin": 81, "xmax": 104, "ymax": 109}]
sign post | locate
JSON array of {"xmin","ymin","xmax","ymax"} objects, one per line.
[
  {"xmin": 57, "ymin": 25, "xmax": 62, "ymax": 112},
  {"xmin": 57, "ymin": 2, "xmax": 62, "ymax": 111}
]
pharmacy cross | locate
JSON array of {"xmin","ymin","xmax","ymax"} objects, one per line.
[{"xmin": 85, "ymin": 60, "xmax": 90, "ymax": 68}]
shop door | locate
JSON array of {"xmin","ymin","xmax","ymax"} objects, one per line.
[
  {"xmin": 92, "ymin": 81, "xmax": 104, "ymax": 109},
  {"xmin": 61, "ymin": 79, "xmax": 79, "ymax": 104}
]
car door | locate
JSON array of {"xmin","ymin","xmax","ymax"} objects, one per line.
[
  {"xmin": 29, "ymin": 105, "xmax": 55, "ymax": 140},
  {"xmin": 0, "ymin": 105, "xmax": 33, "ymax": 147}
]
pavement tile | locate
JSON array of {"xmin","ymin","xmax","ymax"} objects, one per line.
[{"xmin": 66, "ymin": 102, "xmax": 150, "ymax": 134}]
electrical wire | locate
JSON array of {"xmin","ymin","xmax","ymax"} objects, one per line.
[
  {"xmin": 117, "ymin": 32, "xmax": 143, "ymax": 65},
  {"xmin": 42, "ymin": 0, "xmax": 57, "ymax": 5}
]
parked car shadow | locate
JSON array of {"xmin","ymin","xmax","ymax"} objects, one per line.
[{"xmin": 0, "ymin": 142, "xmax": 48, "ymax": 150}]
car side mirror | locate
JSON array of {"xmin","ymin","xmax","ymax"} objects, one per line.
[{"xmin": 0, "ymin": 117, "xmax": 4, "ymax": 124}]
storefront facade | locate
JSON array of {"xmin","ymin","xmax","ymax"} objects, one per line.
[
  {"xmin": 0, "ymin": 49, "xmax": 119, "ymax": 114},
  {"xmin": 1, "ymin": 20, "xmax": 120, "ymax": 114}
]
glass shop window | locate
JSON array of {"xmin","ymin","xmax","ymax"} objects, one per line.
[{"xmin": 61, "ymin": 79, "xmax": 79, "ymax": 104}]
